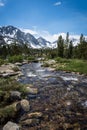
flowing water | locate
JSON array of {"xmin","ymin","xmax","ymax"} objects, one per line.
[{"xmin": 18, "ymin": 62, "xmax": 87, "ymax": 129}]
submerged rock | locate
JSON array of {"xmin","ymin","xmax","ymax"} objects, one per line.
[
  {"xmin": 20, "ymin": 112, "xmax": 43, "ymax": 121},
  {"xmin": 21, "ymin": 118, "xmax": 40, "ymax": 127},
  {"xmin": 26, "ymin": 86, "xmax": 38, "ymax": 95}
]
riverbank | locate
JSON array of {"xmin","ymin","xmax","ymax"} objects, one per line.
[{"xmin": 43, "ymin": 58, "xmax": 87, "ymax": 75}]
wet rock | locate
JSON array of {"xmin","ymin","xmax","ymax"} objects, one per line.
[
  {"xmin": 63, "ymin": 123, "xmax": 72, "ymax": 129},
  {"xmin": 20, "ymin": 112, "xmax": 43, "ymax": 121},
  {"xmin": 27, "ymin": 112, "xmax": 43, "ymax": 118},
  {"xmin": 19, "ymin": 99, "xmax": 30, "ymax": 112},
  {"xmin": 10, "ymin": 91, "xmax": 21, "ymax": 101},
  {"xmin": 47, "ymin": 60, "xmax": 56, "ymax": 65},
  {"xmin": 3, "ymin": 121, "xmax": 20, "ymax": 130},
  {"xmin": 26, "ymin": 87, "xmax": 38, "ymax": 94},
  {"xmin": 21, "ymin": 119, "xmax": 40, "ymax": 127},
  {"xmin": 65, "ymin": 100, "xmax": 72, "ymax": 106},
  {"xmin": 27, "ymin": 94, "xmax": 37, "ymax": 99},
  {"xmin": 15, "ymin": 62, "xmax": 22, "ymax": 66},
  {"xmin": 0, "ymin": 72, "xmax": 19, "ymax": 78}
]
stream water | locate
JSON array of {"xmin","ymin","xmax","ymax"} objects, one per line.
[{"xmin": 18, "ymin": 62, "xmax": 87, "ymax": 129}]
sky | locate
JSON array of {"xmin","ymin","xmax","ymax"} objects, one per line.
[{"xmin": 0, "ymin": 0, "xmax": 87, "ymax": 41}]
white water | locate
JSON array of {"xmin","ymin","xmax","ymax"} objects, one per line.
[{"xmin": 61, "ymin": 76, "xmax": 78, "ymax": 81}]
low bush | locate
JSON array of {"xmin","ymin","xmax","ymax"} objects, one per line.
[
  {"xmin": 8, "ymin": 55, "xmax": 23, "ymax": 63},
  {"xmin": 0, "ymin": 58, "xmax": 4, "ymax": 66}
]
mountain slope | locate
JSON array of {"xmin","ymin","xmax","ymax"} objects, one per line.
[{"xmin": 0, "ymin": 26, "xmax": 41, "ymax": 48}]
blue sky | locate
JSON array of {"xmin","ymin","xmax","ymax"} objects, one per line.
[{"xmin": 0, "ymin": 0, "xmax": 87, "ymax": 41}]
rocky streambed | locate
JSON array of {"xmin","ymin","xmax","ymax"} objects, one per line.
[{"xmin": 1, "ymin": 61, "xmax": 87, "ymax": 130}]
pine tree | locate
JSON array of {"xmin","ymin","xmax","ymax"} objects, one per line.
[
  {"xmin": 64, "ymin": 32, "xmax": 69, "ymax": 58},
  {"xmin": 78, "ymin": 34, "xmax": 86, "ymax": 59},
  {"xmin": 68, "ymin": 41, "xmax": 73, "ymax": 58},
  {"xmin": 57, "ymin": 35, "xmax": 64, "ymax": 58}
]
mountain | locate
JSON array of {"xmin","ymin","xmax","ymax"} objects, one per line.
[
  {"xmin": 0, "ymin": 35, "xmax": 6, "ymax": 45},
  {"xmin": 37, "ymin": 37, "xmax": 54, "ymax": 48},
  {"xmin": 0, "ymin": 25, "xmax": 58, "ymax": 48},
  {"xmin": 0, "ymin": 25, "xmax": 85, "ymax": 48},
  {"xmin": 0, "ymin": 26, "xmax": 42, "ymax": 48}
]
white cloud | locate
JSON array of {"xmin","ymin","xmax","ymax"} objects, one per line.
[
  {"xmin": 21, "ymin": 27, "xmax": 84, "ymax": 43},
  {"xmin": 54, "ymin": 1, "xmax": 61, "ymax": 6},
  {"xmin": 21, "ymin": 28, "xmax": 38, "ymax": 35},
  {"xmin": 0, "ymin": 0, "xmax": 5, "ymax": 6}
]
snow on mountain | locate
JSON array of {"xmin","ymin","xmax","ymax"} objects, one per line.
[
  {"xmin": 37, "ymin": 37, "xmax": 51, "ymax": 48},
  {"xmin": 0, "ymin": 25, "xmax": 58, "ymax": 48},
  {"xmin": 0, "ymin": 26, "xmax": 41, "ymax": 48}
]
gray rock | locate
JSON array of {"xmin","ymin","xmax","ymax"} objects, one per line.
[
  {"xmin": 3, "ymin": 121, "xmax": 20, "ymax": 130},
  {"xmin": 1, "ymin": 72, "xmax": 19, "ymax": 78},
  {"xmin": 19, "ymin": 99, "xmax": 30, "ymax": 112},
  {"xmin": 15, "ymin": 62, "xmax": 22, "ymax": 66},
  {"xmin": 10, "ymin": 91, "xmax": 21, "ymax": 101},
  {"xmin": 26, "ymin": 87, "xmax": 38, "ymax": 94}
]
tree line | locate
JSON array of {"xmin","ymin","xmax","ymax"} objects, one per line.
[
  {"xmin": 0, "ymin": 33, "xmax": 87, "ymax": 60},
  {"xmin": 57, "ymin": 33, "xmax": 87, "ymax": 59}
]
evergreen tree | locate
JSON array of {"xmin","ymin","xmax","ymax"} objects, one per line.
[
  {"xmin": 78, "ymin": 34, "xmax": 86, "ymax": 59},
  {"xmin": 57, "ymin": 35, "xmax": 64, "ymax": 58},
  {"xmin": 64, "ymin": 32, "xmax": 69, "ymax": 58},
  {"xmin": 68, "ymin": 41, "xmax": 73, "ymax": 58}
]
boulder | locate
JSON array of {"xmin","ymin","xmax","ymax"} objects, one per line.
[
  {"xmin": 3, "ymin": 121, "xmax": 20, "ymax": 130},
  {"xmin": 19, "ymin": 99, "xmax": 30, "ymax": 112},
  {"xmin": 10, "ymin": 91, "xmax": 21, "ymax": 101}
]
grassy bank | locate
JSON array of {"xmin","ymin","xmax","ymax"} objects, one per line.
[
  {"xmin": 43, "ymin": 57, "xmax": 87, "ymax": 75},
  {"xmin": 55, "ymin": 58, "xmax": 87, "ymax": 75}
]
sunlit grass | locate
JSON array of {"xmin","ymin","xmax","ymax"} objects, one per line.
[{"xmin": 55, "ymin": 58, "xmax": 87, "ymax": 74}]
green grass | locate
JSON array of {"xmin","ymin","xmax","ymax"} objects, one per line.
[
  {"xmin": 0, "ymin": 58, "xmax": 5, "ymax": 66},
  {"xmin": 55, "ymin": 57, "xmax": 87, "ymax": 75},
  {"xmin": 8, "ymin": 55, "xmax": 23, "ymax": 63},
  {"xmin": 27, "ymin": 56, "xmax": 35, "ymax": 61},
  {"xmin": 0, "ymin": 78, "xmax": 27, "ymax": 107},
  {"xmin": 0, "ymin": 77, "xmax": 28, "ymax": 123}
]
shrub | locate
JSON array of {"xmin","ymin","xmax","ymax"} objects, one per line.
[
  {"xmin": 42, "ymin": 62, "xmax": 50, "ymax": 67},
  {"xmin": 8, "ymin": 55, "xmax": 23, "ymax": 63},
  {"xmin": 55, "ymin": 57, "xmax": 71, "ymax": 63},
  {"xmin": 0, "ymin": 58, "xmax": 4, "ymax": 66},
  {"xmin": 27, "ymin": 56, "xmax": 35, "ymax": 61}
]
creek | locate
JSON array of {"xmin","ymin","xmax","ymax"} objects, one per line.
[{"xmin": 18, "ymin": 61, "xmax": 87, "ymax": 129}]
